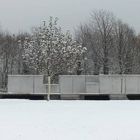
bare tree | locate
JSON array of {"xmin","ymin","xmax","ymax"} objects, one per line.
[
  {"xmin": 75, "ymin": 10, "xmax": 138, "ymax": 75},
  {"xmin": 113, "ymin": 20, "xmax": 136, "ymax": 74},
  {"xmin": 134, "ymin": 35, "xmax": 140, "ymax": 74},
  {"xmin": 76, "ymin": 10, "xmax": 115, "ymax": 74},
  {"xmin": 0, "ymin": 33, "xmax": 17, "ymax": 88},
  {"xmin": 0, "ymin": 32, "xmax": 29, "ymax": 89},
  {"xmin": 90, "ymin": 10, "xmax": 115, "ymax": 74}
]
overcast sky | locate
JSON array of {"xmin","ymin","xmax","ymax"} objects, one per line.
[{"xmin": 0, "ymin": 0, "xmax": 140, "ymax": 34}]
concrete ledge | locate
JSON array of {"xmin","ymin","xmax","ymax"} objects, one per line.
[
  {"xmin": 3, "ymin": 92, "xmax": 140, "ymax": 100},
  {"xmin": 109, "ymin": 94, "xmax": 128, "ymax": 100},
  {"xmin": 60, "ymin": 95, "xmax": 80, "ymax": 100},
  {"xmin": 127, "ymin": 94, "xmax": 140, "ymax": 100},
  {"xmin": 84, "ymin": 95, "xmax": 110, "ymax": 100}
]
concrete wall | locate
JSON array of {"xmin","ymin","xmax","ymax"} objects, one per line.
[
  {"xmin": 45, "ymin": 84, "xmax": 60, "ymax": 94},
  {"xmin": 125, "ymin": 75, "xmax": 140, "ymax": 94},
  {"xmin": 60, "ymin": 75, "xmax": 140, "ymax": 95},
  {"xmin": 59, "ymin": 75, "xmax": 86, "ymax": 94},
  {"xmin": 8, "ymin": 75, "xmax": 59, "ymax": 94},
  {"xmin": 8, "ymin": 75, "xmax": 34, "ymax": 94},
  {"xmin": 8, "ymin": 75, "xmax": 140, "ymax": 95},
  {"xmin": 59, "ymin": 75, "xmax": 100, "ymax": 94},
  {"xmin": 85, "ymin": 75, "xmax": 100, "ymax": 94},
  {"xmin": 34, "ymin": 76, "xmax": 46, "ymax": 93},
  {"xmin": 100, "ymin": 75, "xmax": 122, "ymax": 94},
  {"xmin": 99, "ymin": 75, "xmax": 140, "ymax": 94}
]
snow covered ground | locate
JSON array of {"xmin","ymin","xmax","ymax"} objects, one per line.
[{"xmin": 0, "ymin": 100, "xmax": 140, "ymax": 140}]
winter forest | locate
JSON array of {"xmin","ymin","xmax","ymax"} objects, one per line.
[{"xmin": 0, "ymin": 10, "xmax": 140, "ymax": 89}]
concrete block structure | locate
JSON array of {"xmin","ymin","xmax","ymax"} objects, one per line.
[
  {"xmin": 8, "ymin": 75, "xmax": 59, "ymax": 94},
  {"xmin": 7, "ymin": 74, "xmax": 140, "ymax": 100}
]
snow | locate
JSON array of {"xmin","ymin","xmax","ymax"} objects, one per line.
[{"xmin": 0, "ymin": 100, "xmax": 140, "ymax": 140}]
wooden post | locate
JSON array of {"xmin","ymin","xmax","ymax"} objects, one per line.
[{"xmin": 48, "ymin": 76, "xmax": 51, "ymax": 101}]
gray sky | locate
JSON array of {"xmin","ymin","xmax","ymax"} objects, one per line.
[{"xmin": 0, "ymin": 0, "xmax": 140, "ymax": 34}]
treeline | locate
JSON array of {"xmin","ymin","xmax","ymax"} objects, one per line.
[
  {"xmin": 0, "ymin": 33, "xmax": 29, "ymax": 88},
  {"xmin": 0, "ymin": 10, "xmax": 140, "ymax": 89},
  {"xmin": 76, "ymin": 10, "xmax": 140, "ymax": 75}
]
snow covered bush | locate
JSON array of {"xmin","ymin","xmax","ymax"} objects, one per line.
[{"xmin": 22, "ymin": 17, "xmax": 87, "ymax": 78}]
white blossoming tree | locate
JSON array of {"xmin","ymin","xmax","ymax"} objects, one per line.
[{"xmin": 22, "ymin": 17, "xmax": 87, "ymax": 80}]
